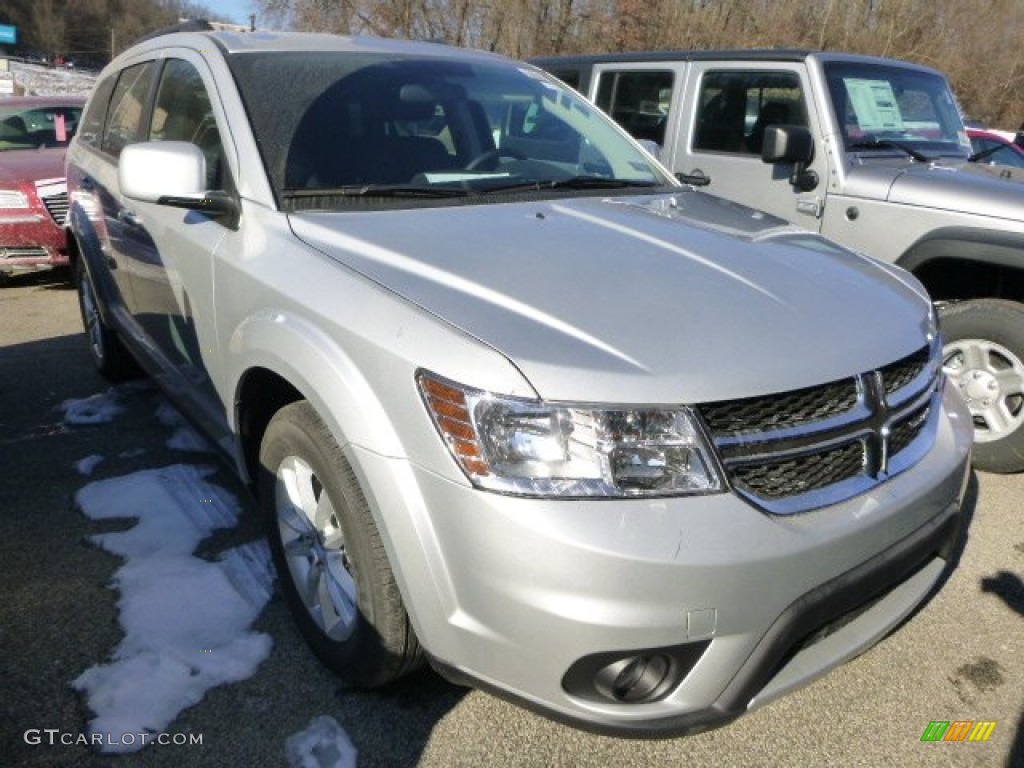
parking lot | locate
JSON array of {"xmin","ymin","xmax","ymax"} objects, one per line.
[{"xmin": 1, "ymin": 269, "xmax": 1021, "ymax": 767}]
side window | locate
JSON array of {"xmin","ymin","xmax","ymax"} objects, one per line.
[
  {"xmin": 102, "ymin": 62, "xmax": 158, "ymax": 159},
  {"xmin": 694, "ymin": 71, "xmax": 806, "ymax": 155},
  {"xmin": 77, "ymin": 74, "xmax": 117, "ymax": 148},
  {"xmin": 594, "ymin": 70, "xmax": 673, "ymax": 145},
  {"xmin": 149, "ymin": 58, "xmax": 227, "ymax": 190}
]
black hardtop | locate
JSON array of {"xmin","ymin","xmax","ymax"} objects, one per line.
[{"xmin": 530, "ymin": 49, "xmax": 814, "ymax": 70}]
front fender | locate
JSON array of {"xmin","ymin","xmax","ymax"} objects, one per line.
[
  {"xmin": 226, "ymin": 308, "xmax": 405, "ymax": 459},
  {"xmin": 897, "ymin": 226, "xmax": 1024, "ymax": 274}
]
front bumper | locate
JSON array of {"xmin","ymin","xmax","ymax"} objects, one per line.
[
  {"xmin": 351, "ymin": 383, "xmax": 973, "ymax": 736},
  {"xmin": 0, "ymin": 213, "xmax": 69, "ymax": 274}
]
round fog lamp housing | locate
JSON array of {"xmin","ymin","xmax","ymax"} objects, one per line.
[{"xmin": 596, "ymin": 654, "xmax": 673, "ymax": 703}]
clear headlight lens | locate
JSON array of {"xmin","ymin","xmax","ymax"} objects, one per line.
[
  {"xmin": 418, "ymin": 371, "xmax": 724, "ymax": 498},
  {"xmin": 0, "ymin": 189, "xmax": 30, "ymax": 209}
]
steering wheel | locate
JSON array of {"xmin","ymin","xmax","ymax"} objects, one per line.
[{"xmin": 465, "ymin": 147, "xmax": 526, "ymax": 171}]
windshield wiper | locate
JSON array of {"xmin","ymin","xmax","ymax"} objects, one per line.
[
  {"xmin": 847, "ymin": 139, "xmax": 933, "ymax": 163},
  {"xmin": 479, "ymin": 176, "xmax": 661, "ymax": 195},
  {"xmin": 283, "ymin": 185, "xmax": 472, "ymax": 199},
  {"xmin": 968, "ymin": 145, "xmax": 1003, "ymax": 163}
]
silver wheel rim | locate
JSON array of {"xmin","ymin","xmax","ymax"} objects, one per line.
[
  {"xmin": 275, "ymin": 455, "xmax": 358, "ymax": 641},
  {"xmin": 79, "ymin": 272, "xmax": 105, "ymax": 362},
  {"xmin": 943, "ymin": 338, "xmax": 1024, "ymax": 443}
]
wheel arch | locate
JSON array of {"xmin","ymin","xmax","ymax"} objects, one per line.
[
  {"xmin": 230, "ymin": 311, "xmax": 462, "ymax": 646},
  {"xmin": 897, "ymin": 227, "xmax": 1024, "ymax": 303},
  {"xmin": 229, "ymin": 310, "xmax": 407, "ymax": 489}
]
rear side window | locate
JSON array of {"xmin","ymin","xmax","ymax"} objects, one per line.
[
  {"xmin": 77, "ymin": 75, "xmax": 116, "ymax": 148},
  {"xmin": 694, "ymin": 70, "xmax": 807, "ymax": 155},
  {"xmin": 594, "ymin": 70, "xmax": 674, "ymax": 146},
  {"xmin": 102, "ymin": 61, "xmax": 159, "ymax": 158}
]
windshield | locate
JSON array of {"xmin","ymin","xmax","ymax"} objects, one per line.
[
  {"xmin": 823, "ymin": 62, "xmax": 970, "ymax": 159},
  {"xmin": 228, "ymin": 52, "xmax": 671, "ymax": 209},
  {"xmin": 0, "ymin": 103, "xmax": 82, "ymax": 150}
]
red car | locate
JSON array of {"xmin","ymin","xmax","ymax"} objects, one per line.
[
  {"xmin": 967, "ymin": 127, "xmax": 1024, "ymax": 169},
  {"xmin": 0, "ymin": 96, "xmax": 85, "ymax": 277}
]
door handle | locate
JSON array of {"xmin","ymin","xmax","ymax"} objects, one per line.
[
  {"xmin": 676, "ymin": 170, "xmax": 711, "ymax": 187},
  {"xmin": 117, "ymin": 208, "xmax": 142, "ymax": 228}
]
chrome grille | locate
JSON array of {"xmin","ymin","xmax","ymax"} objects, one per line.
[
  {"xmin": 700, "ymin": 378, "xmax": 858, "ymax": 435},
  {"xmin": 880, "ymin": 346, "xmax": 930, "ymax": 400},
  {"xmin": 40, "ymin": 191, "xmax": 69, "ymax": 226},
  {"xmin": 731, "ymin": 441, "xmax": 864, "ymax": 500},
  {"xmin": 35, "ymin": 178, "xmax": 68, "ymax": 226},
  {"xmin": 698, "ymin": 344, "xmax": 941, "ymax": 514},
  {"xmin": 1, "ymin": 246, "xmax": 48, "ymax": 259}
]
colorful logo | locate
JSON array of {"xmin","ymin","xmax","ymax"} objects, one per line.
[{"xmin": 920, "ymin": 720, "xmax": 996, "ymax": 742}]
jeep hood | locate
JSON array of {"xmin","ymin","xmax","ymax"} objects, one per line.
[
  {"xmin": 289, "ymin": 192, "xmax": 932, "ymax": 403},
  {"xmin": 845, "ymin": 159, "xmax": 1024, "ymax": 220}
]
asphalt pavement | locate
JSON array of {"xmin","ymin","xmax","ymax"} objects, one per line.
[{"xmin": 1, "ymin": 269, "xmax": 1021, "ymax": 767}]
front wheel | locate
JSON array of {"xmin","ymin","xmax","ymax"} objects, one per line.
[
  {"xmin": 940, "ymin": 298, "xmax": 1024, "ymax": 473},
  {"xmin": 258, "ymin": 401, "xmax": 422, "ymax": 686}
]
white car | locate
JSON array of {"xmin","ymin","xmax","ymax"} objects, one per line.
[{"xmin": 66, "ymin": 26, "xmax": 972, "ymax": 736}]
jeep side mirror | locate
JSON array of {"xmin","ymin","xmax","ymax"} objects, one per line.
[{"xmin": 762, "ymin": 125, "xmax": 818, "ymax": 192}]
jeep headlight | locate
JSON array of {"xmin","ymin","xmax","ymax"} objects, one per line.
[{"xmin": 418, "ymin": 371, "xmax": 723, "ymax": 497}]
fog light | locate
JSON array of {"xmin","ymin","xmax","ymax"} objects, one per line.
[
  {"xmin": 598, "ymin": 654, "xmax": 672, "ymax": 702},
  {"xmin": 562, "ymin": 641, "xmax": 710, "ymax": 705}
]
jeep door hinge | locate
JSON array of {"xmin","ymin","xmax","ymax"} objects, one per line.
[{"xmin": 796, "ymin": 197, "xmax": 823, "ymax": 218}]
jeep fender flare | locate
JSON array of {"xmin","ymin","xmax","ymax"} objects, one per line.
[{"xmin": 896, "ymin": 226, "xmax": 1024, "ymax": 275}]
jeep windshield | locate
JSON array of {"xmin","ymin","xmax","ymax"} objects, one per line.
[
  {"xmin": 823, "ymin": 61, "xmax": 971, "ymax": 160},
  {"xmin": 227, "ymin": 52, "xmax": 672, "ymax": 210}
]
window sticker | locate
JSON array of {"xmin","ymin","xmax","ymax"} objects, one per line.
[{"xmin": 844, "ymin": 78, "xmax": 904, "ymax": 132}]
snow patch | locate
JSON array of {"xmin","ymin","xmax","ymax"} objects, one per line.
[
  {"xmin": 156, "ymin": 401, "xmax": 213, "ymax": 453},
  {"xmin": 73, "ymin": 465, "xmax": 275, "ymax": 753},
  {"xmin": 10, "ymin": 61, "xmax": 98, "ymax": 97},
  {"xmin": 61, "ymin": 391, "xmax": 124, "ymax": 425},
  {"xmin": 75, "ymin": 454, "xmax": 105, "ymax": 475},
  {"xmin": 286, "ymin": 716, "xmax": 358, "ymax": 768}
]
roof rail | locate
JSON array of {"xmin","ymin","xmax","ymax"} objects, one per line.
[{"xmin": 131, "ymin": 19, "xmax": 214, "ymax": 46}]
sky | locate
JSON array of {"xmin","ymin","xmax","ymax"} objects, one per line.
[
  {"xmin": 61, "ymin": 385, "xmax": 356, "ymax": 767},
  {"xmin": 213, "ymin": 0, "xmax": 260, "ymax": 28}
]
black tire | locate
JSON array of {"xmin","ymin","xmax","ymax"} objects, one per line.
[
  {"xmin": 940, "ymin": 298, "xmax": 1024, "ymax": 474},
  {"xmin": 259, "ymin": 400, "xmax": 422, "ymax": 686},
  {"xmin": 74, "ymin": 257, "xmax": 139, "ymax": 381}
]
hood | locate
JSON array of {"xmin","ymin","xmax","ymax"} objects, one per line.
[
  {"xmin": 0, "ymin": 148, "xmax": 67, "ymax": 187},
  {"xmin": 844, "ymin": 158, "xmax": 1024, "ymax": 220},
  {"xmin": 289, "ymin": 192, "xmax": 932, "ymax": 404}
]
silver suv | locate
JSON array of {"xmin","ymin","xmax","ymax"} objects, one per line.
[{"xmin": 66, "ymin": 29, "xmax": 972, "ymax": 736}]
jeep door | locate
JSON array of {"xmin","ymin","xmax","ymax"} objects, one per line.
[
  {"xmin": 675, "ymin": 62, "xmax": 829, "ymax": 228},
  {"xmin": 588, "ymin": 62, "xmax": 688, "ymax": 163}
]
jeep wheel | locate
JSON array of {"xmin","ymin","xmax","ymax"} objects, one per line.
[
  {"xmin": 940, "ymin": 299, "xmax": 1024, "ymax": 473},
  {"xmin": 259, "ymin": 401, "xmax": 422, "ymax": 686},
  {"xmin": 74, "ymin": 258, "xmax": 139, "ymax": 381}
]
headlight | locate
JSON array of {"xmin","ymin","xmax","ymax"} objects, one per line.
[
  {"xmin": 418, "ymin": 371, "xmax": 724, "ymax": 498},
  {"xmin": 0, "ymin": 189, "xmax": 30, "ymax": 209}
]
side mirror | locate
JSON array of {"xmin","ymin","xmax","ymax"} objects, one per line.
[
  {"xmin": 119, "ymin": 141, "xmax": 238, "ymax": 226},
  {"xmin": 761, "ymin": 125, "xmax": 818, "ymax": 192},
  {"xmin": 761, "ymin": 125, "xmax": 813, "ymax": 164}
]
